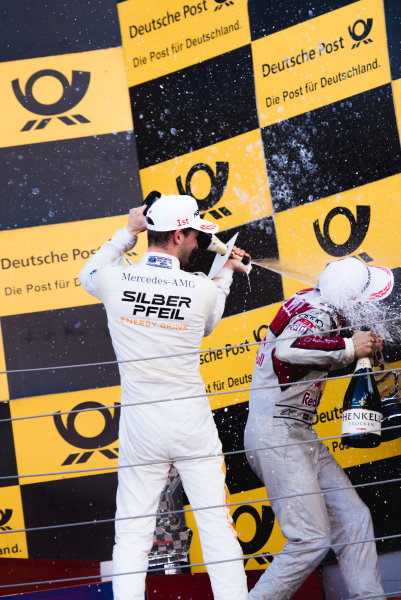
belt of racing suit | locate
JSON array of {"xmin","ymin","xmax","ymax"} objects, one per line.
[{"xmin": 273, "ymin": 404, "xmax": 315, "ymax": 425}]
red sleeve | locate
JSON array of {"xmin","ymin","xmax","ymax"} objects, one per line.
[{"xmin": 291, "ymin": 335, "xmax": 346, "ymax": 352}]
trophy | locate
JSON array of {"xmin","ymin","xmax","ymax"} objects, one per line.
[
  {"xmin": 374, "ymin": 353, "xmax": 401, "ymax": 442},
  {"xmin": 148, "ymin": 466, "xmax": 193, "ymax": 574}
]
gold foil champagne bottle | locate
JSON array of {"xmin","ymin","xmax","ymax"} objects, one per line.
[{"xmin": 341, "ymin": 328, "xmax": 382, "ymax": 448}]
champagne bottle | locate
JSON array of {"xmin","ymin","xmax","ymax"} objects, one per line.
[
  {"xmin": 341, "ymin": 329, "xmax": 382, "ymax": 448},
  {"xmin": 197, "ymin": 232, "xmax": 251, "ymax": 264}
]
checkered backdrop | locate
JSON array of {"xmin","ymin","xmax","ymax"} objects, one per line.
[{"xmin": 0, "ymin": 0, "xmax": 400, "ymax": 572}]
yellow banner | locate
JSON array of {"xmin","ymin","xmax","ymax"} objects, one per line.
[
  {"xmin": 140, "ymin": 130, "xmax": 272, "ymax": 230},
  {"xmin": 11, "ymin": 387, "xmax": 122, "ymax": 486},
  {"xmin": 252, "ymin": 0, "xmax": 391, "ymax": 127},
  {"xmin": 186, "ymin": 486, "xmax": 285, "ymax": 573},
  {"xmin": 0, "ymin": 486, "xmax": 28, "ymax": 558},
  {"xmin": 0, "ymin": 48, "xmax": 133, "ymax": 149},
  {"xmin": 0, "ymin": 216, "xmax": 148, "ymax": 317},
  {"xmin": 118, "ymin": 0, "xmax": 251, "ymax": 86},
  {"xmin": 281, "ymin": 276, "xmax": 308, "ymax": 303},
  {"xmin": 201, "ymin": 303, "xmax": 280, "ymax": 410},
  {"xmin": 275, "ymin": 174, "xmax": 401, "ymax": 280}
]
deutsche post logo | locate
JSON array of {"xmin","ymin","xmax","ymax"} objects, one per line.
[
  {"xmin": 253, "ymin": 324, "xmax": 269, "ymax": 343},
  {"xmin": 232, "ymin": 504, "xmax": 275, "ymax": 565},
  {"xmin": 348, "ymin": 19, "xmax": 373, "ymax": 49},
  {"xmin": 176, "ymin": 161, "xmax": 231, "ymax": 219},
  {"xmin": 214, "ymin": 0, "xmax": 235, "ymax": 9},
  {"xmin": 176, "ymin": 162, "xmax": 230, "ymax": 215},
  {"xmin": 0, "ymin": 509, "xmax": 13, "ymax": 531},
  {"xmin": 313, "ymin": 205, "xmax": 371, "ymax": 257},
  {"xmin": 12, "ymin": 69, "xmax": 91, "ymax": 132},
  {"xmin": 53, "ymin": 401, "xmax": 120, "ymax": 466},
  {"xmin": 146, "ymin": 161, "xmax": 232, "ymax": 220}
]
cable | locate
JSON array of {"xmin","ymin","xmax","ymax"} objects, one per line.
[
  {"xmin": 1, "ymin": 420, "xmax": 400, "ymax": 483},
  {"xmin": 0, "ymin": 318, "xmax": 399, "ymax": 578},
  {"xmin": 3, "ymin": 363, "xmax": 400, "ymax": 421},
  {"xmin": 1, "ymin": 418, "xmax": 400, "ymax": 483},
  {"xmin": 1, "ymin": 314, "xmax": 400, "ymax": 376},
  {"xmin": 1, "ymin": 475, "xmax": 399, "ymax": 537},
  {"xmin": 0, "ymin": 532, "xmax": 400, "ymax": 591}
]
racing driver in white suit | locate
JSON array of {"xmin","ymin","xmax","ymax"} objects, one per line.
[
  {"xmin": 244, "ymin": 257, "xmax": 394, "ymax": 600},
  {"xmin": 79, "ymin": 194, "xmax": 250, "ymax": 600}
]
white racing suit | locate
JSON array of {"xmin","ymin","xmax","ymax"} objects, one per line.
[
  {"xmin": 244, "ymin": 288, "xmax": 385, "ymax": 600},
  {"xmin": 79, "ymin": 227, "xmax": 247, "ymax": 600}
]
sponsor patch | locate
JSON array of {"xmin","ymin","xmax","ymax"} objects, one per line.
[
  {"xmin": 146, "ymin": 256, "xmax": 173, "ymax": 269},
  {"xmin": 301, "ymin": 391, "xmax": 320, "ymax": 408},
  {"xmin": 300, "ymin": 313, "xmax": 324, "ymax": 328},
  {"xmin": 289, "ymin": 317, "xmax": 314, "ymax": 334}
]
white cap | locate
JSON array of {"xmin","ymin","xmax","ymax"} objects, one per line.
[
  {"xmin": 317, "ymin": 257, "xmax": 394, "ymax": 308},
  {"xmin": 145, "ymin": 194, "xmax": 219, "ymax": 234}
]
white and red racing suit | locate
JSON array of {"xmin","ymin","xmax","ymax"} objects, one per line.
[
  {"xmin": 79, "ymin": 227, "xmax": 247, "ymax": 600},
  {"xmin": 244, "ymin": 288, "xmax": 385, "ymax": 600}
]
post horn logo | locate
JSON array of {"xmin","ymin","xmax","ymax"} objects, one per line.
[
  {"xmin": 348, "ymin": 18, "xmax": 373, "ymax": 49},
  {"xmin": 214, "ymin": 0, "xmax": 235, "ymax": 9},
  {"xmin": 12, "ymin": 69, "xmax": 91, "ymax": 132},
  {"xmin": 232, "ymin": 504, "xmax": 275, "ymax": 565},
  {"xmin": 253, "ymin": 324, "xmax": 269, "ymax": 343},
  {"xmin": 0, "ymin": 509, "xmax": 13, "ymax": 531},
  {"xmin": 176, "ymin": 161, "xmax": 231, "ymax": 219},
  {"xmin": 53, "ymin": 401, "xmax": 120, "ymax": 466},
  {"xmin": 313, "ymin": 205, "xmax": 371, "ymax": 257}
]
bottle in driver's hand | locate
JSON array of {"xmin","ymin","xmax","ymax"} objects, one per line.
[{"xmin": 341, "ymin": 329, "xmax": 382, "ymax": 448}]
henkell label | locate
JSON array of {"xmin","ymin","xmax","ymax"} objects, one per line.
[{"xmin": 341, "ymin": 409, "xmax": 382, "ymax": 435}]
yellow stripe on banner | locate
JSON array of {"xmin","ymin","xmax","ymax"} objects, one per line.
[
  {"xmin": 200, "ymin": 304, "xmax": 281, "ymax": 410},
  {"xmin": 0, "ymin": 47, "xmax": 133, "ymax": 149},
  {"xmin": 0, "ymin": 486, "xmax": 28, "ymax": 558},
  {"xmin": 140, "ymin": 130, "xmax": 272, "ymax": 231},
  {"xmin": 281, "ymin": 276, "xmax": 311, "ymax": 301},
  {"xmin": 118, "ymin": 0, "xmax": 251, "ymax": 86},
  {"xmin": 11, "ymin": 387, "xmax": 122, "ymax": 486},
  {"xmin": 0, "ymin": 323, "xmax": 10, "ymax": 401},
  {"xmin": 392, "ymin": 77, "xmax": 401, "ymax": 145},
  {"xmin": 0, "ymin": 216, "xmax": 149, "ymax": 317},
  {"xmin": 230, "ymin": 487, "xmax": 285, "ymax": 571},
  {"xmin": 274, "ymin": 174, "xmax": 401, "ymax": 280},
  {"xmin": 186, "ymin": 486, "xmax": 285, "ymax": 573},
  {"xmin": 252, "ymin": 0, "xmax": 391, "ymax": 127}
]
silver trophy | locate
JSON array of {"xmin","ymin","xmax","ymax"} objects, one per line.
[
  {"xmin": 374, "ymin": 353, "xmax": 401, "ymax": 442},
  {"xmin": 148, "ymin": 466, "xmax": 193, "ymax": 573}
]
